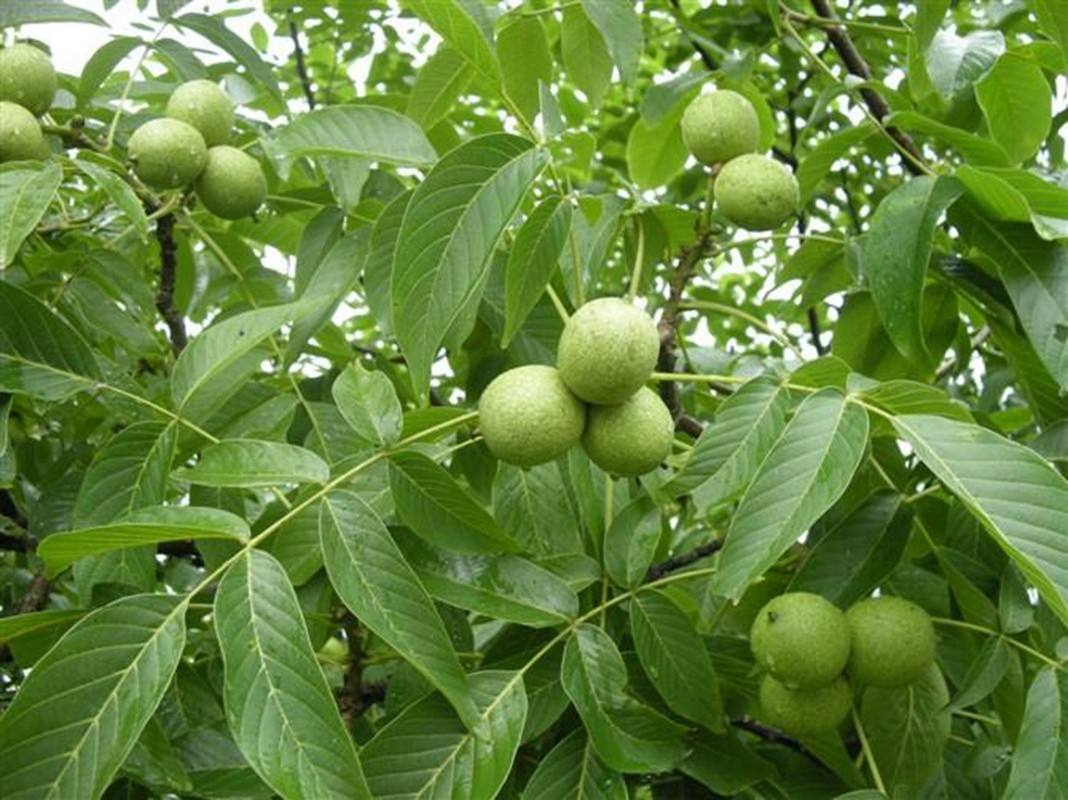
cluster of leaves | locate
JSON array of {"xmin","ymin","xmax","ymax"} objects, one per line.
[{"xmin": 1, "ymin": 0, "xmax": 1067, "ymax": 798}]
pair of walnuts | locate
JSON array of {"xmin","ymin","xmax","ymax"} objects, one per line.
[
  {"xmin": 127, "ymin": 80, "xmax": 266, "ymax": 219},
  {"xmin": 0, "ymin": 44, "xmax": 59, "ymax": 162},
  {"xmin": 479, "ymin": 298, "xmax": 674, "ymax": 477},
  {"xmin": 751, "ymin": 592, "xmax": 938, "ymax": 736}
]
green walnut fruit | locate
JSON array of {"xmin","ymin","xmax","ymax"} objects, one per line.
[
  {"xmin": 680, "ymin": 90, "xmax": 761, "ymax": 166},
  {"xmin": 127, "ymin": 118, "xmax": 208, "ymax": 189},
  {"xmin": 846, "ymin": 596, "xmax": 937, "ymax": 687},
  {"xmin": 714, "ymin": 153, "xmax": 800, "ymax": 231},
  {"xmin": 0, "ymin": 101, "xmax": 49, "ymax": 162},
  {"xmin": 478, "ymin": 365, "xmax": 586, "ymax": 467},
  {"xmin": 165, "ymin": 80, "xmax": 235, "ymax": 146},
  {"xmin": 195, "ymin": 146, "xmax": 267, "ymax": 219},
  {"xmin": 557, "ymin": 297, "xmax": 660, "ymax": 405},
  {"xmin": 0, "ymin": 44, "xmax": 57, "ymax": 116},
  {"xmin": 759, "ymin": 675, "xmax": 852, "ymax": 738},
  {"xmin": 750, "ymin": 592, "xmax": 850, "ymax": 689},
  {"xmin": 582, "ymin": 387, "xmax": 673, "ymax": 476}
]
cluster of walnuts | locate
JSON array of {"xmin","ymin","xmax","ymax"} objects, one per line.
[
  {"xmin": 0, "ymin": 44, "xmax": 58, "ymax": 162},
  {"xmin": 681, "ymin": 88, "xmax": 800, "ymax": 230},
  {"xmin": 128, "ymin": 80, "xmax": 266, "ymax": 219},
  {"xmin": 751, "ymin": 592, "xmax": 937, "ymax": 736},
  {"xmin": 479, "ymin": 298, "xmax": 674, "ymax": 477}
]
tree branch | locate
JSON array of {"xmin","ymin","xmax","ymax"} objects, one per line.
[
  {"xmin": 289, "ymin": 19, "xmax": 317, "ymax": 109},
  {"xmin": 154, "ymin": 213, "xmax": 187, "ymax": 353},
  {"xmin": 808, "ymin": 0, "xmax": 924, "ymax": 175},
  {"xmin": 646, "ymin": 538, "xmax": 723, "ymax": 581},
  {"xmin": 731, "ymin": 717, "xmax": 818, "ymax": 762}
]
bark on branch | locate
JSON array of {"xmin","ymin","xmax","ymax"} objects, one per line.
[
  {"xmin": 646, "ymin": 538, "xmax": 723, "ymax": 581},
  {"xmin": 154, "ymin": 213, "xmax": 187, "ymax": 353},
  {"xmin": 289, "ymin": 19, "xmax": 317, "ymax": 109}
]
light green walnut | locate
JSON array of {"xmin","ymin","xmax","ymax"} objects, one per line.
[
  {"xmin": 680, "ymin": 90, "xmax": 761, "ymax": 166},
  {"xmin": 557, "ymin": 297, "xmax": 660, "ymax": 405},
  {"xmin": 846, "ymin": 596, "xmax": 937, "ymax": 687},
  {"xmin": 759, "ymin": 675, "xmax": 852, "ymax": 738},
  {"xmin": 750, "ymin": 592, "xmax": 851, "ymax": 689},
  {"xmin": 0, "ymin": 101, "xmax": 50, "ymax": 162},
  {"xmin": 127, "ymin": 118, "xmax": 208, "ymax": 189},
  {"xmin": 166, "ymin": 80, "xmax": 235, "ymax": 146},
  {"xmin": 714, "ymin": 153, "xmax": 800, "ymax": 230},
  {"xmin": 478, "ymin": 365, "xmax": 586, "ymax": 467},
  {"xmin": 195, "ymin": 146, "xmax": 267, "ymax": 219},
  {"xmin": 0, "ymin": 44, "xmax": 57, "ymax": 116},
  {"xmin": 582, "ymin": 387, "xmax": 673, "ymax": 476}
]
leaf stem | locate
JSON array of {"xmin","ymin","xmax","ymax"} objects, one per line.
[
  {"xmin": 679, "ymin": 300, "xmax": 803, "ymax": 360},
  {"xmin": 852, "ymin": 706, "xmax": 888, "ymax": 795},
  {"xmin": 546, "ymin": 284, "xmax": 570, "ymax": 322},
  {"xmin": 627, "ymin": 218, "xmax": 646, "ymax": 301},
  {"xmin": 931, "ymin": 617, "xmax": 1063, "ymax": 670}
]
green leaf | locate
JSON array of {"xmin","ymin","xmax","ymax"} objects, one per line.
[
  {"xmin": 331, "ymin": 362, "xmax": 402, "ymax": 447},
  {"xmin": 665, "ymin": 375, "xmax": 789, "ymax": 507},
  {"xmin": 789, "ymin": 490, "xmax": 911, "ymax": 607},
  {"xmin": 396, "ymin": 531, "xmax": 579, "ymax": 627},
  {"xmin": 171, "ymin": 303, "xmax": 299, "ymax": 418},
  {"xmin": 561, "ymin": 4, "xmax": 613, "ymax": 108},
  {"xmin": 712, "ymin": 390, "xmax": 869, "ymax": 600},
  {"xmin": 503, "ymin": 195, "xmax": 572, "ymax": 347},
  {"xmin": 0, "ymin": 608, "xmax": 86, "ymax": 645},
  {"xmin": 604, "ymin": 494, "xmax": 660, "ymax": 589},
  {"xmin": 0, "ymin": 0, "xmax": 106, "ymax": 26},
  {"xmin": 860, "ymin": 664, "xmax": 951, "ymax": 791},
  {"xmin": 1034, "ymin": 0, "xmax": 1068, "ymax": 65},
  {"xmin": 890, "ymin": 111, "xmax": 1010, "ymax": 167},
  {"xmin": 561, "ymin": 623, "xmax": 688, "ymax": 773},
  {"xmin": 407, "ymin": 46, "xmax": 473, "ymax": 130},
  {"xmin": 0, "ymin": 162, "xmax": 63, "ymax": 267},
  {"xmin": 77, "ymin": 159, "xmax": 149, "ymax": 242},
  {"xmin": 214, "ymin": 550, "xmax": 371, "ymax": 800},
  {"xmin": 401, "ymin": 0, "xmax": 501, "ymax": 85},
  {"xmin": 679, "ymin": 731, "xmax": 777, "ymax": 796},
  {"xmin": 0, "ymin": 595, "xmax": 186, "ymax": 798},
  {"xmin": 361, "ymin": 671, "xmax": 526, "ymax": 799},
  {"xmin": 522, "ymin": 729, "xmax": 627, "ymax": 800},
  {"xmin": 73, "ymin": 421, "xmax": 177, "ymax": 527},
  {"xmin": 270, "ymin": 105, "xmax": 436, "ymax": 166},
  {"xmin": 177, "ymin": 439, "xmax": 329, "ymax": 487},
  {"xmin": 390, "ymin": 134, "xmax": 546, "ymax": 397},
  {"xmin": 858, "ymin": 379, "xmax": 973, "ymax": 422},
  {"xmin": 892, "ymin": 414, "xmax": 1068, "ymax": 625},
  {"xmin": 498, "ymin": 14, "xmax": 553, "ymax": 125},
  {"xmin": 949, "ymin": 637, "xmax": 1009, "ymax": 710},
  {"xmin": 1002, "ymin": 666, "xmax": 1068, "ymax": 799},
  {"xmin": 319, "ymin": 490, "xmax": 479, "ymax": 728},
  {"xmin": 363, "ymin": 189, "xmax": 411, "ymax": 335},
  {"xmin": 0, "ymin": 279, "xmax": 101, "ymax": 400},
  {"xmin": 492, "ymin": 462, "xmax": 584, "ymax": 556},
  {"xmin": 796, "ymin": 123, "xmax": 876, "ymax": 204},
  {"xmin": 630, "ymin": 590, "xmax": 724, "ymax": 732},
  {"xmin": 966, "ymin": 220, "xmax": 1068, "ymax": 389},
  {"xmin": 40, "ymin": 505, "xmax": 248, "ymax": 576},
  {"xmin": 858, "ymin": 175, "xmax": 962, "ymax": 364},
  {"xmin": 174, "ymin": 13, "xmax": 282, "ymax": 100},
  {"xmin": 975, "ymin": 54, "xmax": 1052, "ymax": 164},
  {"xmin": 77, "ymin": 36, "xmax": 142, "ymax": 106},
  {"xmin": 925, "ymin": 29, "xmax": 1004, "ymax": 103},
  {"xmin": 579, "ymin": 0, "xmax": 643, "ymax": 84},
  {"xmin": 626, "ymin": 99, "xmax": 688, "ymax": 190},
  {"xmin": 389, "ymin": 449, "xmax": 520, "ymax": 555}
]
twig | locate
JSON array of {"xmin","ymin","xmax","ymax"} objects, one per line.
[
  {"xmin": 154, "ymin": 214, "xmax": 187, "ymax": 353},
  {"xmin": 16, "ymin": 570, "xmax": 50, "ymax": 615},
  {"xmin": 646, "ymin": 538, "xmax": 722, "ymax": 581},
  {"xmin": 808, "ymin": 0, "xmax": 925, "ymax": 175},
  {"xmin": 289, "ymin": 18, "xmax": 316, "ymax": 109},
  {"xmin": 731, "ymin": 717, "xmax": 817, "ymax": 762},
  {"xmin": 668, "ymin": 0, "xmax": 717, "ymax": 70}
]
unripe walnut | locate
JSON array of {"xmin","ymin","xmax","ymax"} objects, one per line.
[
  {"xmin": 714, "ymin": 153, "xmax": 800, "ymax": 230},
  {"xmin": 127, "ymin": 118, "xmax": 208, "ymax": 189},
  {"xmin": 0, "ymin": 101, "xmax": 50, "ymax": 162},
  {"xmin": 166, "ymin": 80, "xmax": 235, "ymax": 146},
  {"xmin": 846, "ymin": 596, "xmax": 936, "ymax": 687},
  {"xmin": 582, "ymin": 387, "xmax": 673, "ymax": 477},
  {"xmin": 0, "ymin": 44, "xmax": 57, "ymax": 116},
  {"xmin": 195, "ymin": 146, "xmax": 267, "ymax": 219},
  {"xmin": 750, "ymin": 592, "xmax": 850, "ymax": 689},
  {"xmin": 478, "ymin": 365, "xmax": 586, "ymax": 467},
  {"xmin": 759, "ymin": 675, "xmax": 852, "ymax": 737},
  {"xmin": 557, "ymin": 297, "xmax": 659, "ymax": 405},
  {"xmin": 680, "ymin": 90, "xmax": 761, "ymax": 166}
]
